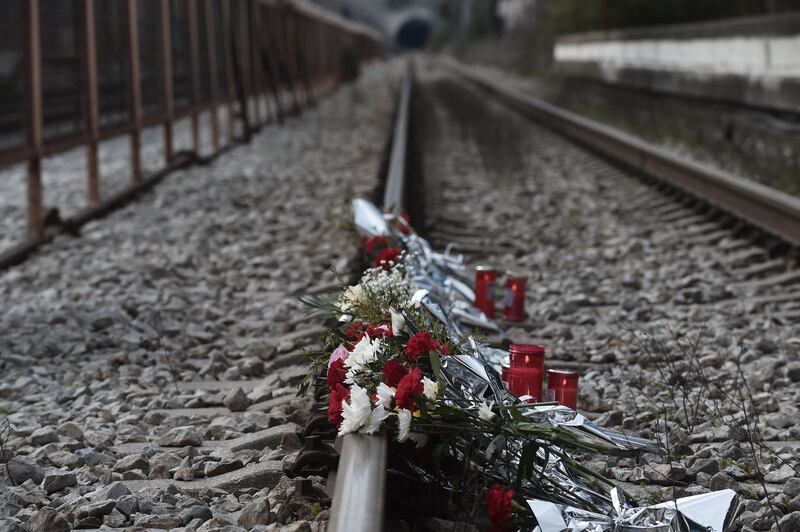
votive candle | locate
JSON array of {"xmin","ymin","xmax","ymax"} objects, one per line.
[
  {"xmin": 474, "ymin": 267, "xmax": 497, "ymax": 319},
  {"xmin": 508, "ymin": 344, "xmax": 545, "ymax": 402},
  {"xmin": 503, "ymin": 274, "xmax": 527, "ymax": 322},
  {"xmin": 546, "ymin": 369, "xmax": 579, "ymax": 410}
]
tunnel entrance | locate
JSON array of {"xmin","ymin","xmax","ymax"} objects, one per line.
[{"xmin": 395, "ymin": 18, "xmax": 431, "ymax": 49}]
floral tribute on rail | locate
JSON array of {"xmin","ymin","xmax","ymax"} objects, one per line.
[{"xmin": 299, "ymin": 199, "xmax": 740, "ymax": 532}]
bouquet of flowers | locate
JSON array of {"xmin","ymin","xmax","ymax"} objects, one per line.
[{"xmin": 298, "ymin": 200, "xmax": 739, "ymax": 532}]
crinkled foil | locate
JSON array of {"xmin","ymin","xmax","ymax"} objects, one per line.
[{"xmin": 353, "ymin": 200, "xmax": 739, "ymax": 532}]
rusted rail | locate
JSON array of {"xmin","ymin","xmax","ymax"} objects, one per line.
[
  {"xmin": 0, "ymin": 0, "xmax": 383, "ymax": 268},
  {"xmin": 449, "ymin": 61, "xmax": 800, "ymax": 247}
]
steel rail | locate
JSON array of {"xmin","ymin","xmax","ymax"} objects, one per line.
[
  {"xmin": 383, "ymin": 61, "xmax": 414, "ymax": 213},
  {"xmin": 447, "ymin": 61, "xmax": 800, "ymax": 247},
  {"xmin": 328, "ymin": 60, "xmax": 415, "ymax": 532}
]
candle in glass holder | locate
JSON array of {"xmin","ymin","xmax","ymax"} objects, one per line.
[
  {"xmin": 474, "ymin": 267, "xmax": 497, "ymax": 319},
  {"xmin": 507, "ymin": 344, "xmax": 545, "ymax": 402},
  {"xmin": 546, "ymin": 369, "xmax": 579, "ymax": 409},
  {"xmin": 503, "ymin": 274, "xmax": 527, "ymax": 322}
]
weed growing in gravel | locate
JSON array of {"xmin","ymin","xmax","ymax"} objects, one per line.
[
  {"xmin": 618, "ymin": 323, "xmax": 796, "ymax": 530},
  {"xmin": 0, "ymin": 418, "xmax": 14, "ymax": 486}
]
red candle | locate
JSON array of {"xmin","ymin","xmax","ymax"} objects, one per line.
[
  {"xmin": 507, "ymin": 344, "xmax": 545, "ymax": 402},
  {"xmin": 503, "ymin": 274, "xmax": 527, "ymax": 322},
  {"xmin": 474, "ymin": 267, "xmax": 497, "ymax": 319},
  {"xmin": 546, "ymin": 369, "xmax": 579, "ymax": 409}
]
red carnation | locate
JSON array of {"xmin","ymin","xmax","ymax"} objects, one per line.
[
  {"xmin": 403, "ymin": 332, "xmax": 441, "ymax": 362},
  {"xmin": 364, "ymin": 236, "xmax": 388, "ymax": 255},
  {"xmin": 366, "ymin": 323, "xmax": 393, "ymax": 338},
  {"xmin": 345, "ymin": 321, "xmax": 364, "ymax": 340},
  {"xmin": 487, "ymin": 484, "xmax": 515, "ymax": 532},
  {"xmin": 328, "ymin": 384, "xmax": 350, "ymax": 427},
  {"xmin": 383, "ymin": 359, "xmax": 409, "ymax": 387},
  {"xmin": 374, "ymin": 247, "xmax": 402, "ymax": 270},
  {"xmin": 327, "ymin": 358, "xmax": 347, "ymax": 388},
  {"xmin": 395, "ymin": 367, "xmax": 423, "ymax": 411}
]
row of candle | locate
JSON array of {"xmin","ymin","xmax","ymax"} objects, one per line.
[
  {"xmin": 474, "ymin": 267, "xmax": 527, "ymax": 322},
  {"xmin": 500, "ymin": 343, "xmax": 579, "ymax": 409}
]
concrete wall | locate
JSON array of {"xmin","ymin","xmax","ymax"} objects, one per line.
[{"xmin": 553, "ymin": 14, "xmax": 800, "ymax": 113}]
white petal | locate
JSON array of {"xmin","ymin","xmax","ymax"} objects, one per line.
[
  {"xmin": 361, "ymin": 406, "xmax": 388, "ymax": 434},
  {"xmin": 422, "ymin": 377, "xmax": 438, "ymax": 403},
  {"xmin": 396, "ymin": 408, "xmax": 412, "ymax": 442},
  {"xmin": 338, "ymin": 385, "xmax": 373, "ymax": 436},
  {"xmin": 478, "ymin": 401, "xmax": 496, "ymax": 422},
  {"xmin": 375, "ymin": 382, "xmax": 395, "ymax": 409},
  {"xmin": 408, "ymin": 432, "xmax": 428, "ymax": 448}
]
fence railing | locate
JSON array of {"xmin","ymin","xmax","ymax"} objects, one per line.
[{"xmin": 0, "ymin": 0, "xmax": 382, "ymax": 267}]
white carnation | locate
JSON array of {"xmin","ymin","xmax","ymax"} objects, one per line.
[
  {"xmin": 338, "ymin": 385, "xmax": 372, "ymax": 436},
  {"xmin": 396, "ymin": 408, "xmax": 412, "ymax": 443},
  {"xmin": 478, "ymin": 401, "xmax": 496, "ymax": 422},
  {"xmin": 375, "ymin": 382, "xmax": 395, "ymax": 410},
  {"xmin": 408, "ymin": 432, "xmax": 428, "ymax": 448},
  {"xmin": 344, "ymin": 334, "xmax": 381, "ymax": 383},
  {"xmin": 338, "ymin": 284, "xmax": 365, "ymax": 313},
  {"xmin": 422, "ymin": 377, "xmax": 438, "ymax": 403},
  {"xmin": 362, "ymin": 406, "xmax": 389, "ymax": 434}
]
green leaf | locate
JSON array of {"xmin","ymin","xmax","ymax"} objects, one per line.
[
  {"xmin": 484, "ymin": 434, "xmax": 505, "ymax": 461},
  {"xmin": 428, "ymin": 349, "xmax": 444, "ymax": 383},
  {"xmin": 515, "ymin": 441, "xmax": 538, "ymax": 489}
]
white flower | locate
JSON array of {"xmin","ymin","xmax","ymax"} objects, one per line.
[
  {"xmin": 478, "ymin": 401, "xmax": 496, "ymax": 422},
  {"xmin": 390, "ymin": 309, "xmax": 406, "ymax": 336},
  {"xmin": 422, "ymin": 377, "xmax": 438, "ymax": 402},
  {"xmin": 344, "ymin": 334, "xmax": 381, "ymax": 382},
  {"xmin": 338, "ymin": 284, "xmax": 365, "ymax": 313},
  {"xmin": 362, "ymin": 406, "xmax": 389, "ymax": 434},
  {"xmin": 396, "ymin": 408, "xmax": 412, "ymax": 442},
  {"xmin": 338, "ymin": 385, "xmax": 372, "ymax": 435},
  {"xmin": 375, "ymin": 382, "xmax": 395, "ymax": 409},
  {"xmin": 408, "ymin": 432, "xmax": 428, "ymax": 448},
  {"xmin": 409, "ymin": 289, "xmax": 428, "ymax": 308}
]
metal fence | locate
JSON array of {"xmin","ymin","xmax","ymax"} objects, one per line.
[{"xmin": 0, "ymin": 0, "xmax": 382, "ymax": 264}]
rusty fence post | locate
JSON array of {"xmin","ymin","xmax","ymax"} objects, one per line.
[
  {"xmin": 84, "ymin": 0, "xmax": 101, "ymax": 206},
  {"xmin": 127, "ymin": 0, "xmax": 143, "ymax": 183},
  {"xmin": 221, "ymin": 0, "xmax": 235, "ymax": 142},
  {"xmin": 26, "ymin": 0, "xmax": 44, "ymax": 240},
  {"xmin": 161, "ymin": 0, "xmax": 174, "ymax": 162},
  {"xmin": 187, "ymin": 0, "xmax": 201, "ymax": 154},
  {"xmin": 238, "ymin": 0, "xmax": 251, "ymax": 128},
  {"xmin": 203, "ymin": 0, "xmax": 220, "ymax": 152}
]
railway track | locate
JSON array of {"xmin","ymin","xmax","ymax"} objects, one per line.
[
  {"xmin": 331, "ymin": 58, "xmax": 800, "ymax": 531},
  {"xmin": 1, "ymin": 54, "xmax": 798, "ymax": 531}
]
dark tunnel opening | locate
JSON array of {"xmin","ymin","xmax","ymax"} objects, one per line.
[{"xmin": 395, "ymin": 18, "xmax": 431, "ymax": 49}]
